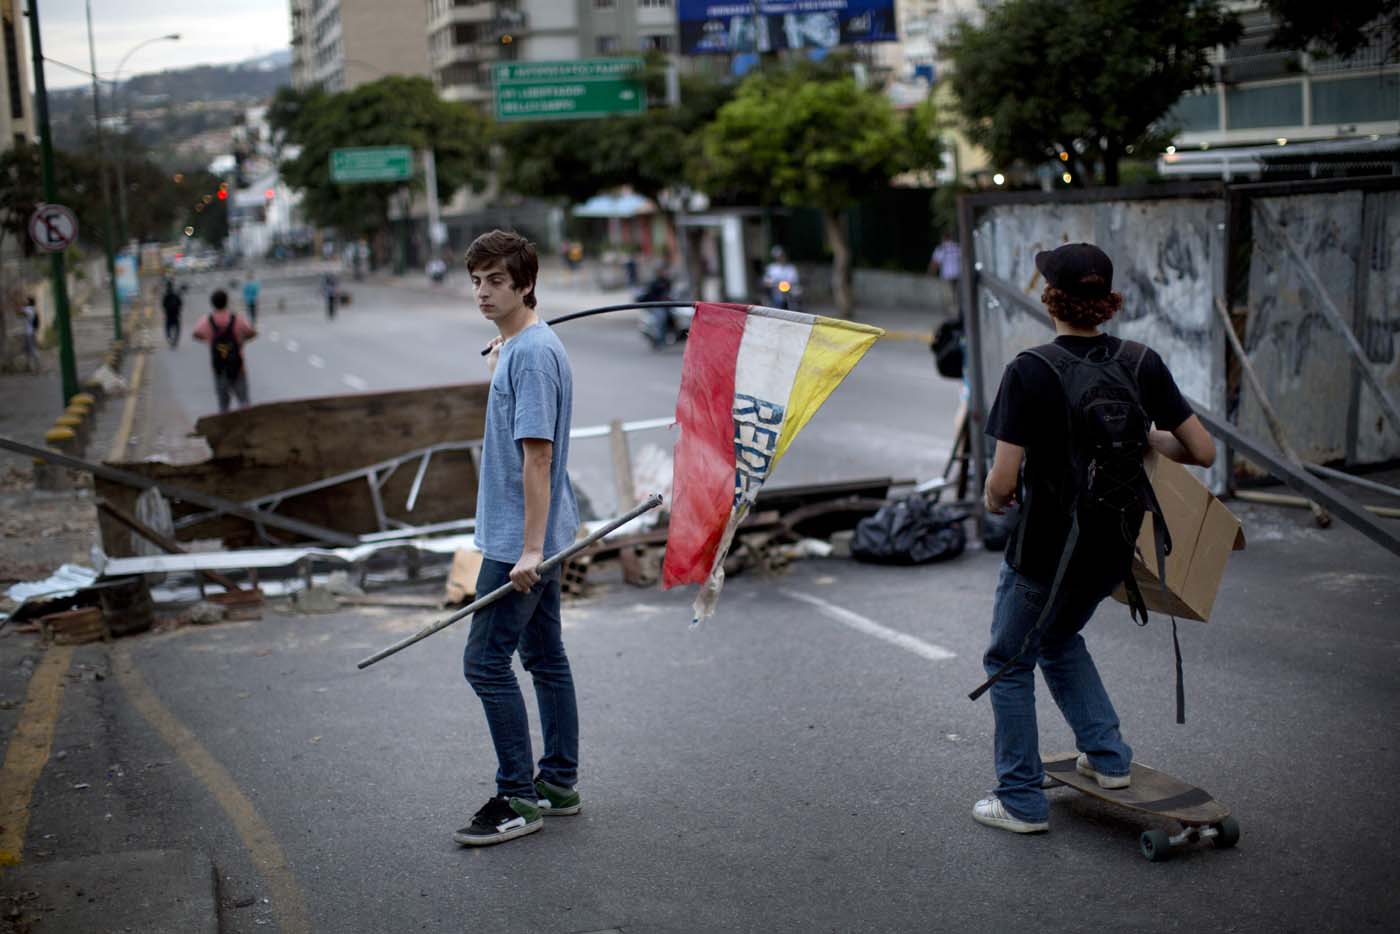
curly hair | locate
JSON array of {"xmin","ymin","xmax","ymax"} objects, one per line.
[{"xmin": 1041, "ymin": 280, "xmax": 1122, "ymax": 330}]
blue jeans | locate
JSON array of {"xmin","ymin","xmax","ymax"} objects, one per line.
[
  {"xmin": 983, "ymin": 562, "xmax": 1132, "ymax": 822},
  {"xmin": 463, "ymin": 559, "xmax": 578, "ymax": 800}
]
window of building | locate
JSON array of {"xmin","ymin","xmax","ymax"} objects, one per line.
[
  {"xmin": 594, "ymin": 0, "xmax": 616, "ymax": 10},
  {"xmin": 1225, "ymin": 81, "xmax": 1303, "ymax": 129},
  {"xmin": 1169, "ymin": 91, "xmax": 1220, "ymax": 133},
  {"xmin": 1312, "ymin": 74, "xmax": 1400, "ymax": 125},
  {"xmin": 596, "ymin": 35, "xmax": 621, "ymax": 54},
  {"xmin": 454, "ymin": 23, "xmax": 480, "ymax": 45},
  {"xmin": 639, "ymin": 0, "xmax": 672, "ymax": 7},
  {"xmin": 641, "ymin": 34, "xmax": 674, "ymax": 52}
]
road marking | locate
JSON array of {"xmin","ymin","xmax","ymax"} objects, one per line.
[
  {"xmin": 107, "ymin": 351, "xmax": 147, "ymax": 462},
  {"xmin": 307, "ymin": 354, "xmax": 325, "ymax": 368},
  {"xmin": 114, "ymin": 648, "xmax": 311, "ymax": 934},
  {"xmin": 0, "ymin": 645, "xmax": 74, "ymax": 865},
  {"xmin": 285, "ymin": 339, "xmax": 300, "ymax": 352},
  {"xmin": 779, "ymin": 589, "xmax": 956, "ymax": 662},
  {"xmin": 269, "ymin": 331, "xmax": 280, "ymax": 342},
  {"xmin": 342, "ymin": 374, "xmax": 368, "ymax": 391}
]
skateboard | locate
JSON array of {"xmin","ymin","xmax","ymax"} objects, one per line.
[{"xmin": 1042, "ymin": 752, "xmax": 1240, "ymax": 861}]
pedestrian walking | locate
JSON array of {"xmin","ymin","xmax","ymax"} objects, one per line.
[
  {"xmin": 242, "ymin": 271, "xmax": 261, "ymax": 324},
  {"xmin": 454, "ymin": 230, "xmax": 582, "ymax": 847},
  {"xmin": 972, "ymin": 243, "xmax": 1216, "ymax": 835},
  {"xmin": 322, "ymin": 272, "xmax": 337, "ymax": 320},
  {"xmin": 161, "ymin": 280, "xmax": 184, "ymax": 348},
  {"xmin": 929, "ymin": 233, "xmax": 963, "ymax": 318},
  {"xmin": 19, "ymin": 296, "xmax": 41, "ymax": 372},
  {"xmin": 191, "ymin": 289, "xmax": 256, "ymax": 413}
]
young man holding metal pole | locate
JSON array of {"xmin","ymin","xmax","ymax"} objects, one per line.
[{"xmin": 454, "ymin": 230, "xmax": 583, "ymax": 847}]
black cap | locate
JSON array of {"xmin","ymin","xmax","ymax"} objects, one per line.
[{"xmin": 1035, "ymin": 243, "xmax": 1113, "ymax": 299}]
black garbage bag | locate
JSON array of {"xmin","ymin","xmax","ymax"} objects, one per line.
[{"xmin": 851, "ymin": 496, "xmax": 967, "ymax": 565}]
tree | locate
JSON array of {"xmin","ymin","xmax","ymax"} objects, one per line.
[
  {"xmin": 947, "ymin": 0, "xmax": 1240, "ymax": 186},
  {"xmin": 1262, "ymin": 0, "xmax": 1400, "ymax": 59},
  {"xmin": 270, "ymin": 76, "xmax": 491, "ymax": 245},
  {"xmin": 694, "ymin": 60, "xmax": 940, "ymax": 318}
]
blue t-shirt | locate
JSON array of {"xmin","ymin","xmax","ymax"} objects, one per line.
[{"xmin": 474, "ymin": 321, "xmax": 580, "ymax": 563}]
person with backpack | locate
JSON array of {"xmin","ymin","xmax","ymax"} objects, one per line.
[
  {"xmin": 191, "ymin": 289, "xmax": 256, "ymax": 413},
  {"xmin": 971, "ymin": 242, "xmax": 1216, "ymax": 835},
  {"xmin": 161, "ymin": 280, "xmax": 184, "ymax": 348}
]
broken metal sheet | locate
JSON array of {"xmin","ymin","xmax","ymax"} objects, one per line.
[
  {"xmin": 6, "ymin": 563, "xmax": 100, "ymax": 603},
  {"xmin": 97, "ymin": 534, "xmax": 480, "ymax": 578}
]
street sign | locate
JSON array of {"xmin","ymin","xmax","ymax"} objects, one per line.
[
  {"xmin": 330, "ymin": 146, "xmax": 415, "ymax": 184},
  {"xmin": 28, "ymin": 203, "xmax": 78, "ymax": 253},
  {"xmin": 493, "ymin": 58, "xmax": 645, "ymax": 123}
]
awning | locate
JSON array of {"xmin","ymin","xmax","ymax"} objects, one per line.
[{"xmin": 572, "ymin": 192, "xmax": 657, "ymax": 219}]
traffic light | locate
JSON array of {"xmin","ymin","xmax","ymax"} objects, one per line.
[{"xmin": 217, "ymin": 189, "xmax": 227, "ymax": 201}]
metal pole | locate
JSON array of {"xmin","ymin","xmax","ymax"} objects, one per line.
[
  {"xmin": 422, "ymin": 149, "xmax": 443, "ymax": 251},
  {"xmin": 85, "ymin": 0, "xmax": 122, "ymax": 341},
  {"xmin": 25, "ymin": 0, "xmax": 79, "ymax": 403},
  {"xmin": 357, "ymin": 494, "xmax": 665, "ymax": 670},
  {"xmin": 956, "ymin": 193, "xmax": 987, "ymax": 535}
]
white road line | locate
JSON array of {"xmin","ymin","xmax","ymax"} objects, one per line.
[
  {"xmin": 307, "ymin": 354, "xmax": 325, "ymax": 368},
  {"xmin": 342, "ymin": 374, "xmax": 368, "ymax": 391},
  {"xmin": 285, "ymin": 339, "xmax": 300, "ymax": 352},
  {"xmin": 779, "ymin": 589, "xmax": 956, "ymax": 662}
]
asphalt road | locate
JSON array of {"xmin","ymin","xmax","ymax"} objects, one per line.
[
  {"xmin": 14, "ymin": 502, "xmax": 1400, "ymax": 933},
  {"xmin": 7, "ymin": 267, "xmax": 1399, "ymax": 933},
  {"xmin": 142, "ymin": 268, "xmax": 960, "ymax": 516}
]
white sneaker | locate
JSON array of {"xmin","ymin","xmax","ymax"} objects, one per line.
[
  {"xmin": 1076, "ymin": 753, "xmax": 1131, "ymax": 789},
  {"xmin": 972, "ymin": 796, "xmax": 1049, "ymax": 834}
]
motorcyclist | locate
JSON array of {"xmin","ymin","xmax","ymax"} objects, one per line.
[
  {"xmin": 762, "ymin": 246, "xmax": 801, "ymax": 309},
  {"xmin": 637, "ymin": 262, "xmax": 677, "ymax": 349}
]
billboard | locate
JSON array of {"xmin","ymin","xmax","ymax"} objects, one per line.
[{"xmin": 677, "ymin": 1, "xmax": 897, "ymax": 55}]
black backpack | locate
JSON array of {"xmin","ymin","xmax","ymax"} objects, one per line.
[
  {"xmin": 930, "ymin": 317, "xmax": 964, "ymax": 379},
  {"xmin": 969, "ymin": 340, "xmax": 1184, "ymax": 720},
  {"xmin": 209, "ymin": 314, "xmax": 243, "ymax": 380}
]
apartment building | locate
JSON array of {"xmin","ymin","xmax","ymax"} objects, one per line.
[
  {"xmin": 1162, "ymin": 5, "xmax": 1398, "ymax": 177},
  {"xmin": 291, "ymin": 0, "xmax": 432, "ymax": 92},
  {"xmin": 1, "ymin": 0, "xmax": 34, "ymax": 151},
  {"xmin": 427, "ymin": 0, "xmax": 680, "ymax": 103}
]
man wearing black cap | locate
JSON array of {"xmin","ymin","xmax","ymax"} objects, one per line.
[{"xmin": 972, "ymin": 242, "xmax": 1216, "ymax": 834}]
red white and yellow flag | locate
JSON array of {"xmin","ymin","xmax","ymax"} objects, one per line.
[{"xmin": 663, "ymin": 302, "xmax": 884, "ymax": 621}]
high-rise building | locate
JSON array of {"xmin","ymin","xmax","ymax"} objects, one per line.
[
  {"xmin": 427, "ymin": 0, "xmax": 680, "ymax": 103},
  {"xmin": 291, "ymin": 0, "xmax": 432, "ymax": 92},
  {"xmin": 1, "ymin": 0, "xmax": 34, "ymax": 152}
]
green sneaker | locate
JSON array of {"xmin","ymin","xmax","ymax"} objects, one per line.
[{"xmin": 534, "ymin": 779, "xmax": 582, "ymax": 816}]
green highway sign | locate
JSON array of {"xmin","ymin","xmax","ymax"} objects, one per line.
[
  {"xmin": 330, "ymin": 146, "xmax": 414, "ymax": 183},
  {"xmin": 493, "ymin": 58, "xmax": 645, "ymax": 122}
]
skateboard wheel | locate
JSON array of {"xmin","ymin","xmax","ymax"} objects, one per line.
[
  {"xmin": 1140, "ymin": 829, "xmax": 1172, "ymax": 862},
  {"xmin": 1210, "ymin": 816, "xmax": 1240, "ymax": 849}
]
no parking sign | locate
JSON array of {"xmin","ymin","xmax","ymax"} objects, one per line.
[{"xmin": 28, "ymin": 203, "xmax": 79, "ymax": 253}]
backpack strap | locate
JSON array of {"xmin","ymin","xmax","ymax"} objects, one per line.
[{"xmin": 968, "ymin": 504, "xmax": 1079, "ymax": 702}]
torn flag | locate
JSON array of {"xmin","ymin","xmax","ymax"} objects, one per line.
[{"xmin": 663, "ymin": 302, "xmax": 884, "ymax": 621}]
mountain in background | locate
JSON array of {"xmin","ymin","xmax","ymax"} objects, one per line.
[{"xmin": 47, "ymin": 50, "xmax": 291, "ymax": 162}]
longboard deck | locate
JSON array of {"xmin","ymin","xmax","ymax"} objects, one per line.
[{"xmin": 1043, "ymin": 753, "xmax": 1229, "ymax": 826}]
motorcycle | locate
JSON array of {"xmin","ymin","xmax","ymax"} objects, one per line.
[
  {"xmin": 768, "ymin": 278, "xmax": 803, "ymax": 311},
  {"xmin": 637, "ymin": 274, "xmax": 692, "ymax": 349}
]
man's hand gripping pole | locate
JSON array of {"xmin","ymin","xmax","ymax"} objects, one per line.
[{"xmin": 356, "ymin": 494, "xmax": 663, "ymax": 670}]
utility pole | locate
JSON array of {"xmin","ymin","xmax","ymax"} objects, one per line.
[
  {"xmin": 25, "ymin": 0, "xmax": 80, "ymax": 403},
  {"xmin": 85, "ymin": 0, "xmax": 123, "ymax": 341}
]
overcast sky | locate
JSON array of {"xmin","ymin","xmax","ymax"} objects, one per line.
[{"xmin": 35, "ymin": 0, "xmax": 291, "ymax": 90}]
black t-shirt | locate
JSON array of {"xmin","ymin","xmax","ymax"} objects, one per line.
[{"xmin": 985, "ymin": 334, "xmax": 1193, "ymax": 588}]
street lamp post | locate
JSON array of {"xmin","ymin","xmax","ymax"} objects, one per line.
[
  {"xmin": 112, "ymin": 34, "xmax": 180, "ymax": 246},
  {"xmin": 85, "ymin": 0, "xmax": 122, "ymax": 341}
]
